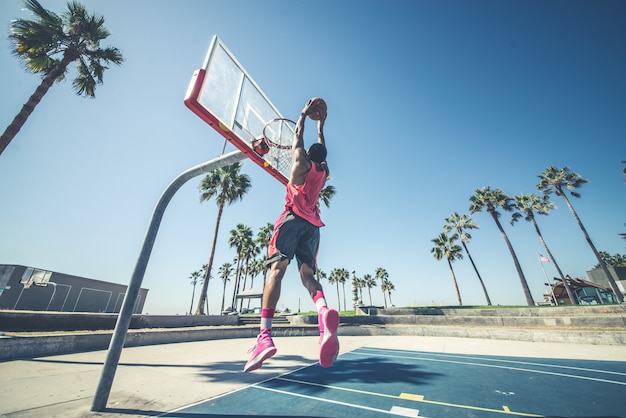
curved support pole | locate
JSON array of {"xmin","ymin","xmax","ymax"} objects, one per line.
[{"xmin": 92, "ymin": 150, "xmax": 246, "ymax": 411}]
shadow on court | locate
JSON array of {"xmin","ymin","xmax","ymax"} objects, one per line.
[{"xmin": 286, "ymin": 355, "xmax": 444, "ymax": 388}]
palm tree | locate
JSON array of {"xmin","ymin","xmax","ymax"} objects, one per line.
[
  {"xmin": 196, "ymin": 162, "xmax": 251, "ymax": 315},
  {"xmin": 337, "ymin": 268, "xmax": 350, "ymax": 311},
  {"xmin": 218, "ymin": 262, "xmax": 233, "ymax": 313},
  {"xmin": 363, "ymin": 274, "xmax": 376, "ymax": 306},
  {"xmin": 248, "ymin": 259, "xmax": 264, "ymax": 290},
  {"xmin": 316, "ymin": 268, "xmax": 327, "ymax": 283},
  {"xmin": 1, "ymin": 0, "xmax": 124, "ymax": 156},
  {"xmin": 374, "ymin": 267, "xmax": 389, "ymax": 308},
  {"xmin": 188, "ymin": 271, "xmax": 201, "ymax": 315},
  {"xmin": 328, "ymin": 268, "xmax": 343, "ymax": 310},
  {"xmin": 228, "ymin": 223, "xmax": 254, "ymax": 312},
  {"xmin": 444, "ymin": 212, "xmax": 492, "ymax": 305},
  {"xmin": 608, "ymin": 253, "xmax": 626, "ymax": 267},
  {"xmin": 511, "ymin": 193, "xmax": 577, "ymax": 304},
  {"xmin": 591, "ymin": 252, "xmax": 626, "ymax": 269},
  {"xmin": 198, "ymin": 264, "xmax": 209, "ymax": 313},
  {"xmin": 255, "ymin": 223, "xmax": 274, "ymax": 287},
  {"xmin": 246, "ymin": 258, "xmax": 265, "ymax": 309},
  {"xmin": 470, "ymin": 186, "xmax": 535, "ymax": 306},
  {"xmin": 537, "ymin": 166, "xmax": 623, "ymax": 302},
  {"xmin": 239, "ymin": 241, "xmax": 260, "ymax": 311},
  {"xmin": 353, "ymin": 275, "xmax": 365, "ymax": 304},
  {"xmin": 382, "ymin": 279, "xmax": 395, "ymax": 307},
  {"xmin": 431, "ymin": 232, "xmax": 464, "ymax": 305},
  {"xmin": 318, "ymin": 185, "xmax": 336, "ymax": 208}
]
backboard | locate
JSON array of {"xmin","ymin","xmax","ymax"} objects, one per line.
[{"xmin": 184, "ymin": 36, "xmax": 292, "ymax": 185}]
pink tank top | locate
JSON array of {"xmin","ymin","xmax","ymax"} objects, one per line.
[{"xmin": 285, "ymin": 163, "xmax": 326, "ymax": 227}]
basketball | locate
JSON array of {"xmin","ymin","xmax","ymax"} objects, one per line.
[{"xmin": 308, "ymin": 97, "xmax": 327, "ymax": 121}]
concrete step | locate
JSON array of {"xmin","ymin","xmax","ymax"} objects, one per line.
[
  {"xmin": 238, "ymin": 315, "xmax": 290, "ymax": 325},
  {"xmin": 376, "ymin": 305, "xmax": 626, "ymax": 317},
  {"xmin": 2, "ymin": 324, "xmax": 625, "ymax": 361},
  {"xmin": 340, "ymin": 314, "xmax": 626, "ymax": 329}
]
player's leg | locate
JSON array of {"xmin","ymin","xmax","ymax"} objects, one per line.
[
  {"xmin": 296, "ymin": 226, "xmax": 339, "ymax": 368},
  {"xmin": 244, "ymin": 211, "xmax": 294, "ymax": 372},
  {"xmin": 243, "ymin": 258, "xmax": 287, "ymax": 373}
]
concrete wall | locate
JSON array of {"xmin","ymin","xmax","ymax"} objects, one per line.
[{"xmin": 0, "ymin": 311, "xmax": 238, "ymax": 332}]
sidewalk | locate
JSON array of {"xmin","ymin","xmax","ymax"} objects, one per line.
[{"xmin": 1, "ymin": 335, "xmax": 624, "ymax": 418}]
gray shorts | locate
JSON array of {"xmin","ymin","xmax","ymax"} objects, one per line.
[{"xmin": 266, "ymin": 210, "xmax": 320, "ymax": 272}]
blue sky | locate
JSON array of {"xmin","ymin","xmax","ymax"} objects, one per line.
[{"xmin": 0, "ymin": 0, "xmax": 624, "ymax": 314}]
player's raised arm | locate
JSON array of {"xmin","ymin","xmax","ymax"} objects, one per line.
[
  {"xmin": 317, "ymin": 114, "xmax": 326, "ymax": 147},
  {"xmin": 293, "ymin": 99, "xmax": 315, "ymax": 151},
  {"xmin": 294, "ymin": 98, "xmax": 327, "ymax": 151}
]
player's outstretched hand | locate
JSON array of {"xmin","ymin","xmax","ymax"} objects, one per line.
[{"xmin": 302, "ymin": 98, "xmax": 317, "ymax": 117}]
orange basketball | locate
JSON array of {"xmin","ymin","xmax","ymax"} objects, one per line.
[{"xmin": 308, "ymin": 97, "xmax": 327, "ymax": 121}]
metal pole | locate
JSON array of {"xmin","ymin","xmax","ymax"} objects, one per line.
[
  {"xmin": 91, "ymin": 150, "xmax": 245, "ymax": 411},
  {"xmin": 536, "ymin": 251, "xmax": 557, "ymax": 305}
]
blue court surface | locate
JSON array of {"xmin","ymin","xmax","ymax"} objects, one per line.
[{"xmin": 163, "ymin": 347, "xmax": 626, "ymax": 418}]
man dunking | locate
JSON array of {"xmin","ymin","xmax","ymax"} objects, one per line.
[{"xmin": 244, "ymin": 98, "xmax": 339, "ymax": 372}]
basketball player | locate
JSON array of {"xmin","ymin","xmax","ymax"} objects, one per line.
[{"xmin": 244, "ymin": 98, "xmax": 339, "ymax": 372}]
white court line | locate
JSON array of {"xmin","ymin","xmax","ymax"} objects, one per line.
[
  {"xmin": 358, "ymin": 347, "xmax": 626, "ymax": 377},
  {"xmin": 349, "ymin": 348, "xmax": 626, "ymax": 386},
  {"xmin": 254, "ymin": 385, "xmax": 422, "ymax": 417},
  {"xmin": 160, "ymin": 362, "xmax": 319, "ymax": 416}
]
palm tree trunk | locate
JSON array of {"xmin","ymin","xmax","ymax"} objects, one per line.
[
  {"xmin": 560, "ymin": 193, "xmax": 624, "ymax": 302},
  {"xmin": 220, "ymin": 280, "xmax": 227, "ymax": 312},
  {"xmin": 232, "ymin": 252, "xmax": 244, "ymax": 311},
  {"xmin": 238, "ymin": 259, "xmax": 250, "ymax": 312},
  {"xmin": 460, "ymin": 241, "xmax": 491, "ymax": 305},
  {"xmin": 380, "ymin": 279, "xmax": 386, "ymax": 308},
  {"xmin": 491, "ymin": 211, "xmax": 535, "ymax": 306},
  {"xmin": 0, "ymin": 57, "xmax": 73, "ymax": 156},
  {"xmin": 189, "ymin": 282, "xmax": 196, "ymax": 315},
  {"xmin": 447, "ymin": 259, "xmax": 463, "ymax": 305},
  {"xmin": 531, "ymin": 217, "xmax": 577, "ymax": 304},
  {"xmin": 342, "ymin": 283, "xmax": 347, "ymax": 311},
  {"xmin": 195, "ymin": 201, "xmax": 225, "ymax": 315},
  {"xmin": 335, "ymin": 282, "xmax": 341, "ymax": 311},
  {"xmin": 368, "ymin": 288, "xmax": 373, "ymax": 305}
]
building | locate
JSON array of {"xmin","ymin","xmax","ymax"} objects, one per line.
[
  {"xmin": 544, "ymin": 275, "xmax": 618, "ymax": 305},
  {"xmin": 0, "ymin": 264, "xmax": 148, "ymax": 314},
  {"xmin": 586, "ymin": 266, "xmax": 626, "ymax": 300}
]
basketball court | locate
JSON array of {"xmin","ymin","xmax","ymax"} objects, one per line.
[
  {"xmin": 164, "ymin": 346, "xmax": 626, "ymax": 417},
  {"xmin": 89, "ymin": 35, "xmax": 625, "ymax": 417}
]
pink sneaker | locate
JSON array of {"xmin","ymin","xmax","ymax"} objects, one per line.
[
  {"xmin": 244, "ymin": 329, "xmax": 277, "ymax": 372},
  {"xmin": 318, "ymin": 308, "xmax": 339, "ymax": 368}
]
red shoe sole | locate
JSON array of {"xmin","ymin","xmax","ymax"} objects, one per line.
[
  {"xmin": 244, "ymin": 346, "xmax": 277, "ymax": 372},
  {"xmin": 319, "ymin": 309, "xmax": 339, "ymax": 368}
]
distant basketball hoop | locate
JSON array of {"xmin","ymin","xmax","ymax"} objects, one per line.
[{"xmin": 20, "ymin": 267, "xmax": 51, "ymax": 289}]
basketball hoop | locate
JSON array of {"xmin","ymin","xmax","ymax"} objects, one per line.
[{"xmin": 261, "ymin": 118, "xmax": 296, "ymax": 151}]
